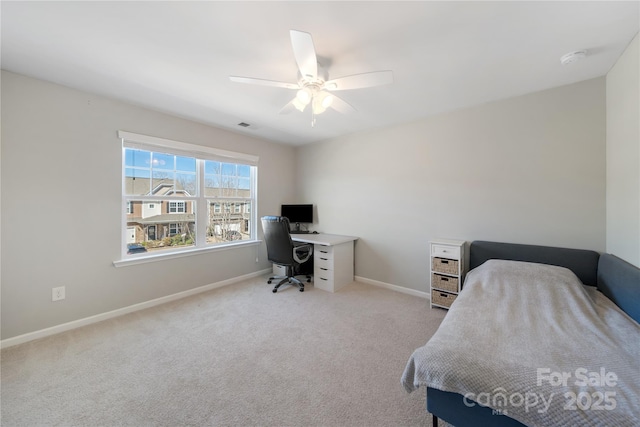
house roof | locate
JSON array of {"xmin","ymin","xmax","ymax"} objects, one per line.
[{"xmin": 125, "ymin": 177, "xmax": 250, "ymax": 198}]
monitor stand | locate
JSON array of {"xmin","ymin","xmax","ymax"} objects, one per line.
[{"xmin": 291, "ymin": 223, "xmax": 309, "ymax": 234}]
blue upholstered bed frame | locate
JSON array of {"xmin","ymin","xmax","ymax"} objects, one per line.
[{"xmin": 426, "ymin": 240, "xmax": 640, "ymax": 427}]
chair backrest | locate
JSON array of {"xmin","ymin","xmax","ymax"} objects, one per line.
[{"xmin": 261, "ymin": 216, "xmax": 295, "ymax": 266}]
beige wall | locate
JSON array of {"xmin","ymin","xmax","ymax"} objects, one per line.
[
  {"xmin": 2, "ymin": 56, "xmax": 630, "ymax": 338},
  {"xmin": 1, "ymin": 71, "xmax": 296, "ymax": 339},
  {"xmin": 296, "ymin": 78, "xmax": 607, "ymax": 292},
  {"xmin": 606, "ymin": 33, "xmax": 640, "ymax": 267}
]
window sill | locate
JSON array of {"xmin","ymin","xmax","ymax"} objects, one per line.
[{"xmin": 113, "ymin": 240, "xmax": 262, "ymax": 268}]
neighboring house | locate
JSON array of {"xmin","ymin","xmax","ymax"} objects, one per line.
[{"xmin": 125, "ymin": 177, "xmax": 250, "ymax": 247}]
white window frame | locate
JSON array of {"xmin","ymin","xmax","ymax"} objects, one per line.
[
  {"xmin": 115, "ymin": 131, "xmax": 259, "ymax": 267},
  {"xmin": 168, "ymin": 201, "xmax": 186, "ymax": 214}
]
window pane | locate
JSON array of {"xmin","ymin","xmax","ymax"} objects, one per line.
[
  {"xmin": 176, "ymin": 156, "xmax": 196, "ymax": 173},
  {"xmin": 152, "ymin": 171, "xmax": 175, "ymax": 194},
  {"xmin": 238, "ymin": 178, "xmax": 250, "ymax": 191},
  {"xmin": 125, "ymin": 149, "xmax": 153, "ymax": 195},
  {"xmin": 177, "ymin": 172, "xmax": 196, "ymax": 195},
  {"xmin": 221, "ymin": 163, "xmax": 236, "ymax": 176},
  {"xmin": 126, "ymin": 149, "xmax": 151, "ymax": 168},
  {"xmin": 152, "ymin": 152, "xmax": 174, "ymax": 170},
  {"xmin": 125, "ymin": 169, "xmax": 152, "ymax": 195},
  {"xmin": 204, "ymin": 160, "xmax": 220, "ymax": 174},
  {"xmin": 126, "ymin": 199, "xmax": 196, "ymax": 255},
  {"xmin": 207, "ymin": 200, "xmax": 250, "ymax": 244}
]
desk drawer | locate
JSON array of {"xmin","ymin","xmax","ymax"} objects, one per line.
[
  {"xmin": 315, "ymin": 256, "xmax": 334, "ymax": 271},
  {"xmin": 314, "ymin": 274, "xmax": 334, "ymax": 292},
  {"xmin": 315, "ymin": 246, "xmax": 334, "ymax": 260}
]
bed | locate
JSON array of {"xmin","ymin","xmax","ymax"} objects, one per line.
[{"xmin": 401, "ymin": 240, "xmax": 640, "ymax": 427}]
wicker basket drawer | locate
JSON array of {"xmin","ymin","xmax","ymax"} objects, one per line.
[
  {"xmin": 432, "ymin": 257, "xmax": 459, "ymax": 275},
  {"xmin": 431, "ymin": 289, "xmax": 457, "ymax": 308},
  {"xmin": 431, "ymin": 273, "xmax": 458, "ymax": 293}
]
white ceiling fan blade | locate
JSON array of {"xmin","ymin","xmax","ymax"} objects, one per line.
[
  {"xmin": 324, "ymin": 71, "xmax": 394, "ymax": 91},
  {"xmin": 290, "ymin": 30, "xmax": 317, "ymax": 80},
  {"xmin": 229, "ymin": 76, "xmax": 299, "ymax": 90},
  {"xmin": 328, "ymin": 93, "xmax": 356, "ymax": 114}
]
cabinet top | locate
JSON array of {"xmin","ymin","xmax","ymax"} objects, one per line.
[{"xmin": 430, "ymin": 238, "xmax": 465, "ymax": 247}]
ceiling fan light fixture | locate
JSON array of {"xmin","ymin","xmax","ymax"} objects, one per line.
[
  {"xmin": 296, "ymin": 87, "xmax": 312, "ymax": 105},
  {"xmin": 321, "ymin": 93, "xmax": 334, "ymax": 109},
  {"xmin": 312, "ymin": 91, "xmax": 333, "ymax": 114},
  {"xmin": 292, "ymin": 97, "xmax": 307, "ymax": 112}
]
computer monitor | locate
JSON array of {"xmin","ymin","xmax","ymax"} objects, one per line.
[{"xmin": 281, "ymin": 204, "xmax": 313, "ymax": 231}]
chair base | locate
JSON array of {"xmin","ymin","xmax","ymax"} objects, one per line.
[{"xmin": 268, "ymin": 274, "xmax": 312, "ymax": 292}]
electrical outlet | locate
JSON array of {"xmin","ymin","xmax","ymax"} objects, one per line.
[{"xmin": 52, "ymin": 286, "xmax": 65, "ymax": 301}]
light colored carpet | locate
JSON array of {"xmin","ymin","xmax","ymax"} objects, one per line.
[{"xmin": 1, "ymin": 276, "xmax": 448, "ymax": 426}]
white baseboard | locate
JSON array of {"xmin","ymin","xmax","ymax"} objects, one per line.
[
  {"xmin": 355, "ymin": 275, "xmax": 430, "ymax": 299},
  {"xmin": 0, "ymin": 269, "xmax": 272, "ymax": 349}
]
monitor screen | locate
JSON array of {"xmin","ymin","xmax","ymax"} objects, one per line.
[{"xmin": 281, "ymin": 204, "xmax": 313, "ymax": 224}]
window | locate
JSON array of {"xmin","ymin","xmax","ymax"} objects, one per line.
[
  {"xmin": 168, "ymin": 223, "xmax": 181, "ymax": 235},
  {"xmin": 119, "ymin": 131, "xmax": 258, "ymax": 260},
  {"xmin": 168, "ymin": 201, "xmax": 186, "ymax": 213}
]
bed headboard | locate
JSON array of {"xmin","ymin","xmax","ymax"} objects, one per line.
[
  {"xmin": 469, "ymin": 241, "xmax": 600, "ymax": 286},
  {"xmin": 597, "ymin": 253, "xmax": 640, "ymax": 323}
]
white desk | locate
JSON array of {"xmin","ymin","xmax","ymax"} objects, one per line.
[{"xmin": 291, "ymin": 233, "xmax": 358, "ymax": 292}]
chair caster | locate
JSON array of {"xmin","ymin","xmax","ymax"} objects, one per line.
[
  {"xmin": 268, "ymin": 280, "xmax": 272, "ymax": 284},
  {"xmin": 272, "ymin": 289, "xmax": 277, "ymax": 293},
  {"xmin": 299, "ymin": 288, "xmax": 304, "ymax": 292},
  {"xmin": 307, "ymin": 278, "xmax": 311, "ymax": 283}
]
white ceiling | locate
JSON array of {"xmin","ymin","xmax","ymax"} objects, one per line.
[{"xmin": 2, "ymin": 1, "xmax": 638, "ymax": 145}]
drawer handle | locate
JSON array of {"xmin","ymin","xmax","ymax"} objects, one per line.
[
  {"xmin": 320, "ymin": 278, "xmax": 328, "ymax": 281},
  {"xmin": 320, "ymin": 257, "xmax": 328, "ymax": 261},
  {"xmin": 320, "ymin": 268, "xmax": 328, "ymax": 271},
  {"xmin": 320, "ymin": 250, "xmax": 328, "ymax": 254},
  {"xmin": 441, "ymin": 277, "xmax": 449, "ymax": 281},
  {"xmin": 441, "ymin": 260, "xmax": 449, "ymax": 264},
  {"xmin": 440, "ymin": 293, "xmax": 448, "ymax": 298}
]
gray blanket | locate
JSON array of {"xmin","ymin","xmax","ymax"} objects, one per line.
[{"xmin": 401, "ymin": 260, "xmax": 640, "ymax": 427}]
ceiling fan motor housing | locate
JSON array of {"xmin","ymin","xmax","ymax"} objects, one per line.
[{"xmin": 298, "ymin": 63, "xmax": 329, "ymax": 87}]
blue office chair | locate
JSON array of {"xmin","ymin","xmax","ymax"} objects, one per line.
[{"xmin": 261, "ymin": 216, "xmax": 313, "ymax": 292}]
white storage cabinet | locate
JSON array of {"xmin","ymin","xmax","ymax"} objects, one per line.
[{"xmin": 430, "ymin": 239, "xmax": 466, "ymax": 310}]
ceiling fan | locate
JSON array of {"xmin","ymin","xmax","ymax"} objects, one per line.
[{"xmin": 230, "ymin": 30, "xmax": 393, "ymax": 126}]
